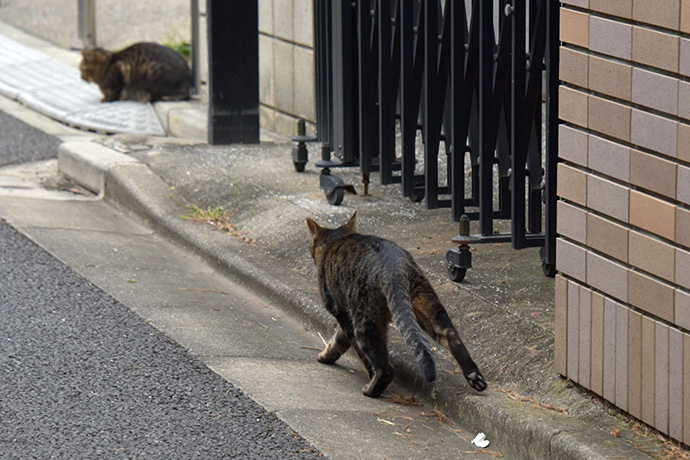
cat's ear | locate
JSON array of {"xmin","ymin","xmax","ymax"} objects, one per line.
[
  {"xmin": 82, "ymin": 48, "xmax": 102, "ymax": 61},
  {"xmin": 343, "ymin": 212, "xmax": 357, "ymax": 233},
  {"xmin": 306, "ymin": 217, "xmax": 321, "ymax": 236}
]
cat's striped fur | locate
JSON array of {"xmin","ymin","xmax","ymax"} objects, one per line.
[{"xmin": 307, "ymin": 213, "xmax": 486, "ymax": 397}]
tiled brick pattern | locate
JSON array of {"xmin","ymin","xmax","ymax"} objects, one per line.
[
  {"xmin": 257, "ymin": 0, "xmax": 316, "ymax": 137},
  {"xmin": 555, "ymin": 277, "xmax": 690, "ymax": 441},
  {"xmin": 195, "ymin": 1, "xmax": 317, "ymax": 136},
  {"xmin": 558, "ymin": 3, "xmax": 690, "ymax": 443}
]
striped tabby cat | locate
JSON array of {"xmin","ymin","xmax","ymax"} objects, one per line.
[
  {"xmin": 306, "ymin": 212, "xmax": 486, "ymax": 398},
  {"xmin": 80, "ymin": 42, "xmax": 190, "ymax": 103}
]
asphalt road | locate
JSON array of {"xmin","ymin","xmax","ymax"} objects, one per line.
[
  {"xmin": 0, "ymin": 109, "xmax": 60, "ymax": 166},
  {"xmin": 0, "ymin": 108, "xmax": 322, "ymax": 459}
]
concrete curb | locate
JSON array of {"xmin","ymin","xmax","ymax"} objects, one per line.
[
  {"xmin": 57, "ymin": 140, "xmax": 655, "ymax": 460},
  {"xmin": 57, "ymin": 142, "xmax": 139, "ymax": 194}
]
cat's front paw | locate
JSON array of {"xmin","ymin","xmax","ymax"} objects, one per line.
[{"xmin": 465, "ymin": 371, "xmax": 487, "ymax": 392}]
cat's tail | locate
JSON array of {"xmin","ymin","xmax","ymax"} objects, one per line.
[{"xmin": 387, "ymin": 286, "xmax": 437, "ymax": 382}]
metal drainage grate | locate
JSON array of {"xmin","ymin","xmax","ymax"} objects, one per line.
[{"xmin": 0, "ymin": 34, "xmax": 165, "ymax": 136}]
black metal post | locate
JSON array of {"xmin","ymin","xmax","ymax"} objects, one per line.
[
  {"xmin": 331, "ymin": 0, "xmax": 359, "ymax": 162},
  {"xmin": 478, "ymin": 0, "xmax": 494, "ymax": 235},
  {"xmin": 207, "ymin": 0, "xmax": 259, "ymax": 144},
  {"xmin": 399, "ymin": 0, "xmax": 415, "ymax": 199},
  {"xmin": 424, "ymin": 0, "xmax": 440, "ymax": 209},
  {"xmin": 358, "ymin": 0, "xmax": 375, "ymax": 175},
  {"xmin": 511, "ymin": 0, "xmax": 527, "ymax": 249},
  {"xmin": 379, "ymin": 0, "xmax": 395, "ymax": 185},
  {"xmin": 450, "ymin": 0, "xmax": 467, "ymax": 222},
  {"xmin": 542, "ymin": 0, "xmax": 559, "ymax": 275},
  {"xmin": 314, "ymin": 0, "xmax": 333, "ymax": 143}
]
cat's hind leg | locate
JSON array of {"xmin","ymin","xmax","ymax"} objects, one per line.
[
  {"xmin": 354, "ymin": 323, "xmax": 394, "ymax": 398},
  {"xmin": 318, "ymin": 326, "xmax": 351, "ymax": 364},
  {"xmin": 316, "ymin": 322, "xmax": 378, "ymax": 382},
  {"xmin": 412, "ymin": 294, "xmax": 487, "ymax": 392}
]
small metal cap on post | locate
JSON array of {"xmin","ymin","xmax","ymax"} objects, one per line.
[
  {"xmin": 321, "ymin": 143, "xmax": 332, "ymax": 162},
  {"xmin": 446, "ymin": 215, "xmax": 477, "ymax": 282},
  {"xmin": 291, "ymin": 119, "xmax": 317, "ymax": 172},
  {"xmin": 458, "ymin": 214, "xmax": 471, "ymax": 239}
]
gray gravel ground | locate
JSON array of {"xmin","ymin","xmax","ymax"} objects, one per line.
[{"xmin": 0, "ymin": 220, "xmax": 322, "ymax": 459}]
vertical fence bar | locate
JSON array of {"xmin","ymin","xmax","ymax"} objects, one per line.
[
  {"xmin": 511, "ymin": 0, "xmax": 527, "ymax": 249},
  {"xmin": 478, "ymin": 0, "xmax": 494, "ymax": 235},
  {"xmin": 358, "ymin": 0, "xmax": 375, "ymax": 173},
  {"xmin": 450, "ymin": 0, "xmax": 467, "ymax": 221},
  {"xmin": 494, "ymin": 0, "xmax": 514, "ymax": 222},
  {"xmin": 465, "ymin": 0, "xmax": 480, "ymax": 210},
  {"xmin": 314, "ymin": 0, "xmax": 333, "ymax": 143},
  {"xmin": 526, "ymin": 0, "xmax": 546, "ymax": 236},
  {"xmin": 438, "ymin": 0, "xmax": 454, "ymax": 201},
  {"xmin": 528, "ymin": 104, "xmax": 543, "ymax": 234},
  {"xmin": 424, "ymin": 0, "xmax": 440, "ymax": 209},
  {"xmin": 542, "ymin": 0, "xmax": 559, "ymax": 273},
  {"xmin": 379, "ymin": 0, "xmax": 395, "ymax": 184},
  {"xmin": 400, "ymin": 0, "xmax": 416, "ymax": 198},
  {"xmin": 331, "ymin": 0, "xmax": 359, "ymax": 162},
  {"xmin": 77, "ymin": 0, "xmax": 96, "ymax": 48},
  {"xmin": 332, "ymin": 0, "xmax": 346, "ymax": 158}
]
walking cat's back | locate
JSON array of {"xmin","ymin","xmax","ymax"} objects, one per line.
[
  {"xmin": 323, "ymin": 233, "xmax": 413, "ymax": 285},
  {"xmin": 306, "ymin": 213, "xmax": 486, "ymax": 398}
]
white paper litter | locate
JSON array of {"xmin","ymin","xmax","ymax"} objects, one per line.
[{"xmin": 471, "ymin": 432, "xmax": 490, "ymax": 448}]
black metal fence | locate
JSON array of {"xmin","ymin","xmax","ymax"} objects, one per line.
[{"xmin": 306, "ymin": 0, "xmax": 558, "ymax": 279}]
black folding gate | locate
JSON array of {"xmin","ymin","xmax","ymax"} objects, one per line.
[{"xmin": 296, "ymin": 0, "xmax": 559, "ymax": 280}]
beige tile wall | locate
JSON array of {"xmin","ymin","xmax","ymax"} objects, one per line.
[
  {"xmin": 258, "ymin": 0, "xmax": 316, "ymax": 137},
  {"xmin": 557, "ymin": 1, "xmax": 690, "ymax": 443},
  {"xmin": 194, "ymin": 0, "xmax": 315, "ymax": 137}
]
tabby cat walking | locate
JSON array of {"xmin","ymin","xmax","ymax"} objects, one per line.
[{"xmin": 306, "ymin": 213, "xmax": 486, "ymax": 398}]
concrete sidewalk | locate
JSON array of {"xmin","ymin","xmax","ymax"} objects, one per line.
[
  {"xmin": 0, "ymin": 16, "xmax": 672, "ymax": 460},
  {"xmin": 54, "ymin": 136, "xmax": 665, "ymax": 459}
]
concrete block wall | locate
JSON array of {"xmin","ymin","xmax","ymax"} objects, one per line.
[
  {"xmin": 258, "ymin": 0, "xmax": 316, "ymax": 137},
  {"xmin": 194, "ymin": 0, "xmax": 316, "ymax": 138},
  {"xmin": 555, "ymin": 0, "xmax": 690, "ymax": 443}
]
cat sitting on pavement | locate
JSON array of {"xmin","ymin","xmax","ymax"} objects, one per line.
[{"xmin": 80, "ymin": 42, "xmax": 191, "ymax": 103}]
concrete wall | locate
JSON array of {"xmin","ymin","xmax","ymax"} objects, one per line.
[
  {"xmin": 555, "ymin": 0, "xmax": 690, "ymax": 443},
  {"xmin": 258, "ymin": 0, "xmax": 316, "ymax": 137},
  {"xmin": 195, "ymin": 0, "xmax": 316, "ymax": 138}
]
